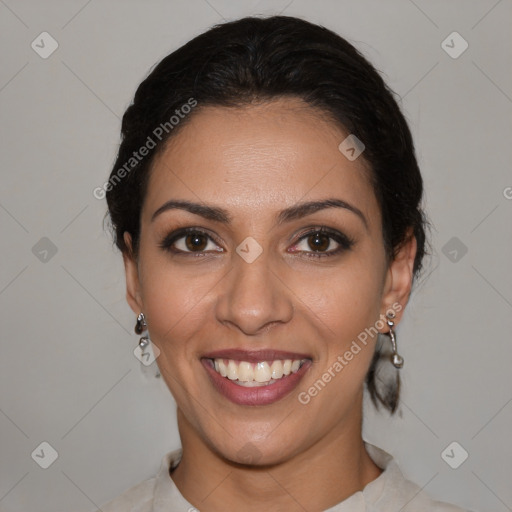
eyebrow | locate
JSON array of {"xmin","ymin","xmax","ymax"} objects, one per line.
[{"xmin": 151, "ymin": 198, "xmax": 368, "ymax": 230}]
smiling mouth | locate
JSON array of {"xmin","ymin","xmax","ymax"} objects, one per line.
[{"xmin": 205, "ymin": 358, "xmax": 309, "ymax": 387}]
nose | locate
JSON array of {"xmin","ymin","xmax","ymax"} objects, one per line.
[{"xmin": 215, "ymin": 251, "xmax": 294, "ymax": 336}]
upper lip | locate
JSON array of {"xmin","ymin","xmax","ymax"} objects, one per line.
[{"xmin": 202, "ymin": 348, "xmax": 312, "ymax": 363}]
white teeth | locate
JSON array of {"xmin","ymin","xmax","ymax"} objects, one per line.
[
  {"xmin": 254, "ymin": 362, "xmax": 271, "ymax": 383},
  {"xmin": 218, "ymin": 360, "xmax": 228, "ymax": 377},
  {"xmin": 210, "ymin": 357, "xmax": 307, "ymax": 384},
  {"xmin": 238, "ymin": 361, "xmax": 253, "ymax": 382},
  {"xmin": 270, "ymin": 360, "xmax": 284, "ymax": 379},
  {"xmin": 227, "ymin": 360, "xmax": 238, "ymax": 380},
  {"xmin": 235, "ymin": 379, "xmax": 276, "ymax": 387}
]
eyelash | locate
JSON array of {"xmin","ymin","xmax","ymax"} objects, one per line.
[
  {"xmin": 291, "ymin": 227, "xmax": 355, "ymax": 258},
  {"xmin": 159, "ymin": 226, "xmax": 355, "ymax": 259}
]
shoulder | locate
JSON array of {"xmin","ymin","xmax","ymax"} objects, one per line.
[
  {"xmin": 96, "ymin": 476, "xmax": 156, "ymax": 512},
  {"xmin": 385, "ymin": 476, "xmax": 469, "ymax": 512},
  {"xmin": 95, "ymin": 449, "xmax": 182, "ymax": 512},
  {"xmin": 364, "ymin": 443, "xmax": 470, "ymax": 512}
]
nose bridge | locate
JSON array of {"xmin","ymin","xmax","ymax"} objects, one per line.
[{"xmin": 215, "ymin": 247, "xmax": 293, "ymax": 334}]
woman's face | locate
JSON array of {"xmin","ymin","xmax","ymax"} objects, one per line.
[{"xmin": 124, "ymin": 98, "xmax": 413, "ymax": 465}]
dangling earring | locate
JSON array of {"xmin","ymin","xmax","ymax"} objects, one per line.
[
  {"xmin": 134, "ymin": 312, "xmax": 147, "ymax": 335},
  {"xmin": 133, "ymin": 312, "xmax": 160, "ymax": 378},
  {"xmin": 135, "ymin": 311, "xmax": 150, "ymax": 357},
  {"xmin": 386, "ymin": 311, "xmax": 404, "ymax": 369}
]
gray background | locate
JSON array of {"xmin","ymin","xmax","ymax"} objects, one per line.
[{"xmin": 1, "ymin": 0, "xmax": 511, "ymax": 511}]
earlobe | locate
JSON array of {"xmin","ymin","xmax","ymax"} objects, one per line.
[
  {"xmin": 123, "ymin": 232, "xmax": 143, "ymax": 315},
  {"xmin": 380, "ymin": 229, "xmax": 417, "ymax": 324}
]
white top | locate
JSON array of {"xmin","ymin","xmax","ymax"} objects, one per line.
[{"xmin": 97, "ymin": 443, "xmax": 468, "ymax": 511}]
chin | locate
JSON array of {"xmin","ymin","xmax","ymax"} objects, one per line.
[{"xmin": 214, "ymin": 435, "xmax": 298, "ymax": 468}]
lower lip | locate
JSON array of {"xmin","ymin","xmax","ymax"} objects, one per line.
[{"xmin": 201, "ymin": 358, "xmax": 312, "ymax": 406}]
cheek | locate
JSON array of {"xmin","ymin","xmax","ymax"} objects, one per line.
[
  {"xmin": 142, "ymin": 273, "xmax": 213, "ymax": 349},
  {"xmin": 136, "ymin": 248, "xmax": 217, "ymax": 356},
  {"xmin": 297, "ymin": 271, "xmax": 382, "ymax": 417},
  {"xmin": 291, "ymin": 257, "xmax": 385, "ymax": 391},
  {"xmin": 293, "ymin": 258, "xmax": 384, "ymax": 334},
  {"xmin": 139, "ymin": 263, "xmax": 214, "ymax": 404}
]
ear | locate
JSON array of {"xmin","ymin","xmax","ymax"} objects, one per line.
[
  {"xmin": 379, "ymin": 228, "xmax": 417, "ymax": 326},
  {"xmin": 123, "ymin": 232, "xmax": 144, "ymax": 315}
]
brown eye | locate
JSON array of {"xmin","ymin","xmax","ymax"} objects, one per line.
[
  {"xmin": 159, "ymin": 228, "xmax": 224, "ymax": 254},
  {"xmin": 185, "ymin": 232, "xmax": 208, "ymax": 251},
  {"xmin": 307, "ymin": 232, "xmax": 331, "ymax": 252},
  {"xmin": 290, "ymin": 227, "xmax": 355, "ymax": 258}
]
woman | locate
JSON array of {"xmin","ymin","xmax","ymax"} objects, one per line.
[{"xmin": 99, "ymin": 15, "xmax": 467, "ymax": 512}]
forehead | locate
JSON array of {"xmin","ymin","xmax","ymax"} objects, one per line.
[{"xmin": 143, "ymin": 98, "xmax": 379, "ymax": 227}]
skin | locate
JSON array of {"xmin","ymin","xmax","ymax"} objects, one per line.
[{"xmin": 123, "ymin": 97, "xmax": 417, "ymax": 511}]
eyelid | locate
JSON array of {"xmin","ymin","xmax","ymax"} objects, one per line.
[
  {"xmin": 294, "ymin": 226, "xmax": 354, "ymax": 245},
  {"xmin": 289, "ymin": 226, "xmax": 355, "ymax": 256},
  {"xmin": 159, "ymin": 225, "xmax": 355, "ymax": 256},
  {"xmin": 159, "ymin": 227, "xmax": 224, "ymax": 253}
]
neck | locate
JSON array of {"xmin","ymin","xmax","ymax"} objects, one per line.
[{"xmin": 171, "ymin": 400, "xmax": 382, "ymax": 511}]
